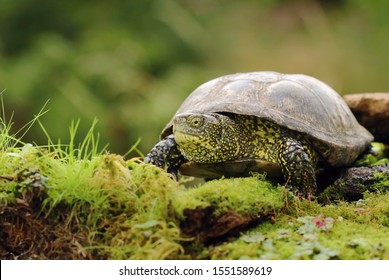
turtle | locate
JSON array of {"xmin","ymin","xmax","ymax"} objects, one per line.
[{"xmin": 144, "ymin": 71, "xmax": 373, "ymax": 196}]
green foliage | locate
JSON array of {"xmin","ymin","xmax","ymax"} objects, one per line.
[
  {"xmin": 206, "ymin": 196, "xmax": 389, "ymax": 260},
  {"xmin": 355, "ymin": 142, "xmax": 389, "ymax": 166},
  {"xmin": 1, "ymin": 107, "xmax": 389, "ymax": 259},
  {"xmin": 0, "ymin": 112, "xmax": 186, "ymax": 259},
  {"xmin": 2, "ymin": 134, "xmax": 389, "ymax": 259},
  {"xmin": 172, "ymin": 175, "xmax": 285, "ymax": 220}
]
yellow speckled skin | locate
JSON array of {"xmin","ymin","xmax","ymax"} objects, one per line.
[{"xmin": 173, "ymin": 113, "xmax": 318, "ymax": 195}]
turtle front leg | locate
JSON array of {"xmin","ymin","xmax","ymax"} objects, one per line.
[
  {"xmin": 276, "ymin": 137, "xmax": 317, "ymax": 196},
  {"xmin": 144, "ymin": 134, "xmax": 187, "ymax": 179}
]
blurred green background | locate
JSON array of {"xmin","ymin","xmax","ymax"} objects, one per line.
[{"xmin": 1, "ymin": 0, "xmax": 388, "ymax": 156}]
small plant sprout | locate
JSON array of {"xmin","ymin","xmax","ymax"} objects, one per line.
[{"xmin": 311, "ymin": 214, "xmax": 335, "ymax": 233}]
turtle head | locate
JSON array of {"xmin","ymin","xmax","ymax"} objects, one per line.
[{"xmin": 172, "ymin": 113, "xmax": 243, "ymax": 163}]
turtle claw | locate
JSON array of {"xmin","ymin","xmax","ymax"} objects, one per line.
[{"xmin": 144, "ymin": 135, "xmax": 187, "ymax": 176}]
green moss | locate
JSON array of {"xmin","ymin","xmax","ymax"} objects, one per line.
[
  {"xmin": 3, "ymin": 140, "xmax": 389, "ymax": 260},
  {"xmin": 2, "ymin": 136, "xmax": 389, "ymax": 260},
  {"xmin": 172, "ymin": 175, "xmax": 286, "ymax": 220},
  {"xmin": 372, "ymin": 171, "xmax": 389, "ymax": 191},
  {"xmin": 0, "ymin": 118, "xmax": 187, "ymax": 259},
  {"xmin": 205, "ymin": 211, "xmax": 389, "ymax": 260},
  {"xmin": 2, "ymin": 113, "xmax": 389, "ymax": 259},
  {"xmin": 202, "ymin": 189, "xmax": 389, "ymax": 260}
]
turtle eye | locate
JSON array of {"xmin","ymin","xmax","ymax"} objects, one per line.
[{"xmin": 189, "ymin": 116, "xmax": 203, "ymax": 128}]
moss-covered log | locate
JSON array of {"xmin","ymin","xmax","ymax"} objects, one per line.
[{"xmin": 1, "ymin": 142, "xmax": 389, "ymax": 260}]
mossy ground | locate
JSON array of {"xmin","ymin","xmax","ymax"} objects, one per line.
[{"xmin": 1, "ymin": 120, "xmax": 389, "ymax": 259}]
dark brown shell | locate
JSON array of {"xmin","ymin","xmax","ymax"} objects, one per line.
[{"xmin": 161, "ymin": 71, "xmax": 373, "ymax": 166}]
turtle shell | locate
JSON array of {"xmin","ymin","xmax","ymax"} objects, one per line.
[{"xmin": 161, "ymin": 71, "xmax": 373, "ymax": 166}]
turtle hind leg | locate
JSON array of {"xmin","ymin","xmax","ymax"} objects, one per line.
[
  {"xmin": 144, "ymin": 134, "xmax": 187, "ymax": 179},
  {"xmin": 276, "ymin": 137, "xmax": 317, "ymax": 197}
]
